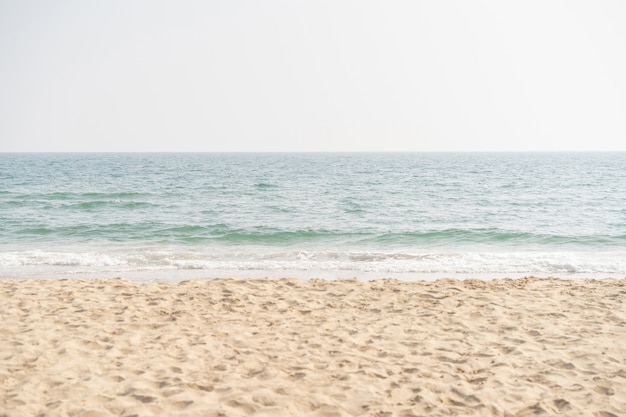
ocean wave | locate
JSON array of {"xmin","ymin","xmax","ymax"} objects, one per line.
[
  {"xmin": 6, "ymin": 223, "xmax": 626, "ymax": 248},
  {"xmin": 60, "ymin": 201, "xmax": 156, "ymax": 211},
  {"xmin": 3, "ymin": 191, "xmax": 150, "ymax": 201},
  {"xmin": 2, "ymin": 248, "xmax": 625, "ymax": 278},
  {"xmin": 213, "ymin": 228, "xmax": 626, "ymax": 247},
  {"xmin": 254, "ymin": 183, "xmax": 279, "ymax": 189}
]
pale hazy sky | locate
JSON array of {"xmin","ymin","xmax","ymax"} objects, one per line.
[{"xmin": 1, "ymin": 1, "xmax": 625, "ymax": 152}]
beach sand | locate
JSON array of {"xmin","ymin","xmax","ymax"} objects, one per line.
[{"xmin": 1, "ymin": 277, "xmax": 624, "ymax": 417}]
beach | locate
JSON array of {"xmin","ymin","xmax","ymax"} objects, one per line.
[{"xmin": 1, "ymin": 277, "xmax": 624, "ymax": 416}]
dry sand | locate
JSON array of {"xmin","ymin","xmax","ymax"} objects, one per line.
[{"xmin": 1, "ymin": 277, "xmax": 624, "ymax": 417}]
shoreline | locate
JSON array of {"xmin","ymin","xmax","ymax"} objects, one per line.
[
  {"xmin": 2, "ymin": 277, "xmax": 625, "ymax": 416},
  {"xmin": 4, "ymin": 244, "xmax": 626, "ymax": 282},
  {"xmin": 4, "ymin": 267, "xmax": 626, "ymax": 282}
]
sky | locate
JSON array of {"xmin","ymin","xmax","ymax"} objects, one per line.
[{"xmin": 1, "ymin": 1, "xmax": 625, "ymax": 152}]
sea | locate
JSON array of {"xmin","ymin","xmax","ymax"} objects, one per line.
[{"xmin": 1, "ymin": 152, "xmax": 625, "ymax": 281}]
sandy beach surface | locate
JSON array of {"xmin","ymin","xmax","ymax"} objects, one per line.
[{"xmin": 1, "ymin": 277, "xmax": 624, "ymax": 417}]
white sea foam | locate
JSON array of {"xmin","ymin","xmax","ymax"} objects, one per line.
[{"xmin": 2, "ymin": 248, "xmax": 625, "ymax": 280}]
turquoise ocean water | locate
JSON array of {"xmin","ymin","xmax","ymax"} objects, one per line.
[{"xmin": 1, "ymin": 153, "xmax": 625, "ymax": 281}]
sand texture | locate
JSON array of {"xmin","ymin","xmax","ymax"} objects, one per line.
[{"xmin": 1, "ymin": 277, "xmax": 625, "ymax": 417}]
